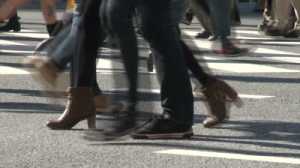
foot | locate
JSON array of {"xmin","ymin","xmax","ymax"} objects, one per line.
[
  {"xmin": 195, "ymin": 30, "xmax": 211, "ymax": 39},
  {"xmin": 0, "ymin": 17, "xmax": 21, "ymax": 32},
  {"xmin": 131, "ymin": 115, "xmax": 193, "ymax": 139},
  {"xmin": 102, "ymin": 104, "xmax": 137, "ymax": 139},
  {"xmin": 23, "ymin": 56, "xmax": 60, "ymax": 87},
  {"xmin": 46, "ymin": 87, "xmax": 96, "ymax": 130},
  {"xmin": 284, "ymin": 29, "xmax": 299, "ymax": 38},
  {"xmin": 203, "ymin": 116, "xmax": 223, "ymax": 128},
  {"xmin": 215, "ymin": 40, "xmax": 248, "ymax": 56}
]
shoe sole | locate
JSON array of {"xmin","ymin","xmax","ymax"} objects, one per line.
[{"xmin": 131, "ymin": 130, "xmax": 194, "ymax": 139}]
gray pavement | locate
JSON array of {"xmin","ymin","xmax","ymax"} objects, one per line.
[{"xmin": 0, "ymin": 10, "xmax": 300, "ymax": 168}]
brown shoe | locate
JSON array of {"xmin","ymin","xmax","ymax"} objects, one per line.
[
  {"xmin": 24, "ymin": 56, "xmax": 60, "ymax": 87},
  {"xmin": 46, "ymin": 87, "xmax": 96, "ymax": 130},
  {"xmin": 201, "ymin": 77, "xmax": 242, "ymax": 128}
]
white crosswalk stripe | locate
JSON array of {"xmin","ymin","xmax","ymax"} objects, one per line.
[{"xmin": 0, "ymin": 28, "xmax": 299, "ymax": 76}]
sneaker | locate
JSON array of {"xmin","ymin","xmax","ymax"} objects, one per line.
[{"xmin": 131, "ymin": 115, "xmax": 193, "ymax": 139}]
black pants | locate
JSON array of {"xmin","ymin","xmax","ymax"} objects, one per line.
[
  {"xmin": 139, "ymin": 0, "xmax": 194, "ymax": 125},
  {"xmin": 71, "ymin": 0, "xmax": 102, "ymax": 92},
  {"xmin": 73, "ymin": 0, "xmax": 194, "ymax": 126}
]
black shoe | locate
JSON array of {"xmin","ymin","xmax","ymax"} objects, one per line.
[
  {"xmin": 195, "ymin": 30, "xmax": 210, "ymax": 39},
  {"xmin": 131, "ymin": 115, "xmax": 193, "ymax": 139},
  {"xmin": 0, "ymin": 17, "xmax": 21, "ymax": 32},
  {"xmin": 284, "ymin": 29, "xmax": 299, "ymax": 38},
  {"xmin": 102, "ymin": 104, "xmax": 137, "ymax": 139}
]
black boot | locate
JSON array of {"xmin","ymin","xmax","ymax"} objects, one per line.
[{"xmin": 0, "ymin": 14, "xmax": 21, "ymax": 32}]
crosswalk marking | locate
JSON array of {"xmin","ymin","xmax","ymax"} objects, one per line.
[
  {"xmin": 2, "ymin": 32, "xmax": 49, "ymax": 39},
  {"xmin": 205, "ymin": 62, "xmax": 300, "ymax": 73},
  {"xmin": 233, "ymin": 29, "xmax": 261, "ymax": 36},
  {"xmin": 0, "ymin": 49, "xmax": 33, "ymax": 54},
  {"xmin": 0, "ymin": 39, "xmax": 27, "ymax": 46},
  {"xmin": 97, "ymin": 57, "xmax": 300, "ymax": 73},
  {"xmin": 0, "ymin": 66, "xmax": 30, "ymax": 75},
  {"xmin": 0, "ymin": 27, "xmax": 299, "ymax": 75},
  {"xmin": 155, "ymin": 149, "xmax": 300, "ymax": 165},
  {"xmin": 254, "ymin": 47, "xmax": 300, "ymax": 56},
  {"xmin": 262, "ymin": 56, "xmax": 300, "ymax": 64},
  {"xmin": 106, "ymin": 88, "xmax": 274, "ymax": 99},
  {"xmin": 184, "ymin": 30, "xmax": 300, "ymax": 56}
]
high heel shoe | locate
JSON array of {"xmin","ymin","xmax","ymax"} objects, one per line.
[{"xmin": 46, "ymin": 87, "xmax": 96, "ymax": 130}]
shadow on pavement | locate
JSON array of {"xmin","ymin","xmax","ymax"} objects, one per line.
[{"xmin": 86, "ymin": 120, "xmax": 300, "ymax": 158}]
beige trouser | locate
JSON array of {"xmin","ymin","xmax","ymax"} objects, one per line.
[{"xmin": 275, "ymin": 0, "xmax": 300, "ymax": 30}]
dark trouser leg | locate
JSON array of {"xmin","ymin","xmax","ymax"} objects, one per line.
[
  {"xmin": 140, "ymin": 0, "xmax": 194, "ymax": 126},
  {"xmin": 101, "ymin": 0, "xmax": 138, "ymax": 107},
  {"xmin": 231, "ymin": 0, "xmax": 241, "ymax": 23},
  {"xmin": 71, "ymin": 0, "xmax": 102, "ymax": 88},
  {"xmin": 180, "ymin": 40, "xmax": 210, "ymax": 85},
  {"xmin": 48, "ymin": 7, "xmax": 102, "ymax": 94},
  {"xmin": 190, "ymin": 0, "xmax": 213, "ymax": 34}
]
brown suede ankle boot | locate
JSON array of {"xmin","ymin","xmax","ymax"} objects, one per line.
[{"xmin": 46, "ymin": 87, "xmax": 96, "ymax": 130}]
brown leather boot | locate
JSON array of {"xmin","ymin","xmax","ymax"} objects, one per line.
[
  {"xmin": 46, "ymin": 87, "xmax": 96, "ymax": 130},
  {"xmin": 200, "ymin": 77, "xmax": 242, "ymax": 128}
]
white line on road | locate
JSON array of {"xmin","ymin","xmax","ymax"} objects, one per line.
[
  {"xmin": 106, "ymin": 88, "xmax": 274, "ymax": 99},
  {"xmin": 155, "ymin": 149, "xmax": 300, "ymax": 165},
  {"xmin": 96, "ymin": 57, "xmax": 300, "ymax": 73},
  {"xmin": 262, "ymin": 56, "xmax": 300, "ymax": 64},
  {"xmin": 0, "ymin": 66, "xmax": 30, "ymax": 75},
  {"xmin": 0, "ymin": 49, "xmax": 34, "ymax": 54},
  {"xmin": 233, "ymin": 30, "xmax": 261, "ymax": 36},
  {"xmin": 0, "ymin": 39, "xmax": 27, "ymax": 46},
  {"xmin": 254, "ymin": 48, "xmax": 300, "ymax": 56},
  {"xmin": 205, "ymin": 62, "xmax": 300, "ymax": 73},
  {"xmin": 1, "ymin": 32, "xmax": 49, "ymax": 39},
  {"xmin": 183, "ymin": 30, "xmax": 300, "ymax": 56}
]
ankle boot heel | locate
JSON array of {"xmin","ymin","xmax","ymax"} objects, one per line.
[{"xmin": 87, "ymin": 115, "xmax": 96, "ymax": 129}]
